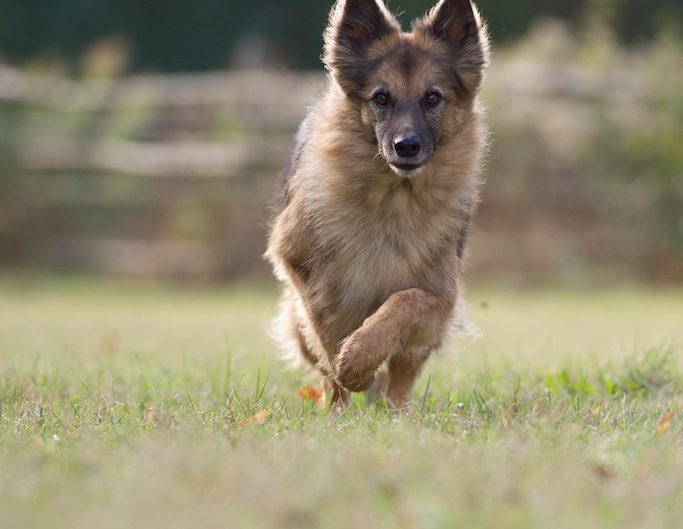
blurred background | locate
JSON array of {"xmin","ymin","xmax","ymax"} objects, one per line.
[{"xmin": 0, "ymin": 0, "xmax": 681, "ymax": 286}]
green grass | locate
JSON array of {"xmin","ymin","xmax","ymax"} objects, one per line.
[{"xmin": 1, "ymin": 275, "xmax": 683, "ymax": 529}]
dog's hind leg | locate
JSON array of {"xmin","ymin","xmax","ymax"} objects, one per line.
[{"xmin": 386, "ymin": 347, "xmax": 431, "ymax": 407}]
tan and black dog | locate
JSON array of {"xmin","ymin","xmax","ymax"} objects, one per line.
[{"xmin": 266, "ymin": 0, "xmax": 490, "ymax": 406}]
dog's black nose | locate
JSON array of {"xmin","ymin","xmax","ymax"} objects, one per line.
[{"xmin": 394, "ymin": 136, "xmax": 421, "ymax": 158}]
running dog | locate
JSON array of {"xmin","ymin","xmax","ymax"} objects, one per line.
[{"xmin": 266, "ymin": 0, "xmax": 490, "ymax": 405}]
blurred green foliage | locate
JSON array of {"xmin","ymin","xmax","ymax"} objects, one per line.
[{"xmin": 0, "ymin": 0, "xmax": 681, "ymax": 73}]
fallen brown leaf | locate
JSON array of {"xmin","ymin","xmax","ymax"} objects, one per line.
[
  {"xmin": 593, "ymin": 462, "xmax": 616, "ymax": 480},
  {"xmin": 99, "ymin": 332, "xmax": 120, "ymax": 357},
  {"xmin": 658, "ymin": 410, "xmax": 677, "ymax": 434},
  {"xmin": 297, "ymin": 385, "xmax": 326, "ymax": 406},
  {"xmin": 241, "ymin": 408, "xmax": 270, "ymax": 426},
  {"xmin": 143, "ymin": 406, "xmax": 156, "ymax": 425},
  {"xmin": 298, "ymin": 385, "xmax": 322, "ymax": 400}
]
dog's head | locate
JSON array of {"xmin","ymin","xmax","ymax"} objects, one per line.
[{"xmin": 323, "ymin": 0, "xmax": 489, "ymax": 176}]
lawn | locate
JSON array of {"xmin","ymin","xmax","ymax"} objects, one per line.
[{"xmin": 1, "ymin": 275, "xmax": 682, "ymax": 529}]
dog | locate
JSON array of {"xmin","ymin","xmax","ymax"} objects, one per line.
[{"xmin": 265, "ymin": 0, "xmax": 490, "ymax": 406}]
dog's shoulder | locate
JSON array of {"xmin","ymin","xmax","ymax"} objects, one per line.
[{"xmin": 278, "ymin": 110, "xmax": 315, "ymax": 210}]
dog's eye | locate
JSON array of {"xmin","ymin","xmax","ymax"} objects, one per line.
[
  {"xmin": 372, "ymin": 92, "xmax": 389, "ymax": 107},
  {"xmin": 425, "ymin": 91, "xmax": 442, "ymax": 107}
]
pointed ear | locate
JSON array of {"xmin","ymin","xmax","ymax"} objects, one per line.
[
  {"xmin": 323, "ymin": 0, "xmax": 400, "ymax": 96},
  {"xmin": 423, "ymin": 0, "xmax": 479, "ymax": 44},
  {"xmin": 415, "ymin": 0, "xmax": 489, "ymax": 96}
]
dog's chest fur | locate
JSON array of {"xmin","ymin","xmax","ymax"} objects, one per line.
[{"xmin": 309, "ymin": 173, "xmax": 462, "ymax": 311}]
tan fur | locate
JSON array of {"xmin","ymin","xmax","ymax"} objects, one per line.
[{"xmin": 266, "ymin": 0, "xmax": 490, "ymax": 406}]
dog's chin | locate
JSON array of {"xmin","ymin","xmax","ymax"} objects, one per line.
[{"xmin": 389, "ymin": 163, "xmax": 426, "ymax": 177}]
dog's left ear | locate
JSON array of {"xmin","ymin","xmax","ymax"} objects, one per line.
[
  {"xmin": 415, "ymin": 0, "xmax": 490, "ymax": 97},
  {"xmin": 323, "ymin": 0, "xmax": 400, "ymax": 97}
]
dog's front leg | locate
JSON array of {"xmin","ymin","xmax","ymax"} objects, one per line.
[{"xmin": 334, "ymin": 288, "xmax": 453, "ymax": 393}]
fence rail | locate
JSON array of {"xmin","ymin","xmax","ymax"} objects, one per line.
[{"xmin": 1, "ymin": 60, "xmax": 680, "ymax": 280}]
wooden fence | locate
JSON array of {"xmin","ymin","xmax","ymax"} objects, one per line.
[{"xmin": 0, "ymin": 59, "xmax": 679, "ymax": 281}]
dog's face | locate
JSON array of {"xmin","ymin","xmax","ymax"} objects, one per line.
[{"xmin": 324, "ymin": 0, "xmax": 489, "ymax": 176}]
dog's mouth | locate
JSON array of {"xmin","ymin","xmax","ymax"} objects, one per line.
[{"xmin": 389, "ymin": 162, "xmax": 425, "ymax": 177}]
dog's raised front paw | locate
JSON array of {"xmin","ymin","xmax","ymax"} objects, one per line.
[
  {"xmin": 334, "ymin": 342, "xmax": 376, "ymax": 392},
  {"xmin": 334, "ymin": 323, "xmax": 392, "ymax": 392}
]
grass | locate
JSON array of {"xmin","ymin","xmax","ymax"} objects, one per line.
[{"xmin": 1, "ymin": 275, "xmax": 683, "ymax": 529}]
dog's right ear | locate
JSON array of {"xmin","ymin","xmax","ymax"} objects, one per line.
[{"xmin": 323, "ymin": 0, "xmax": 400, "ymax": 97}]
